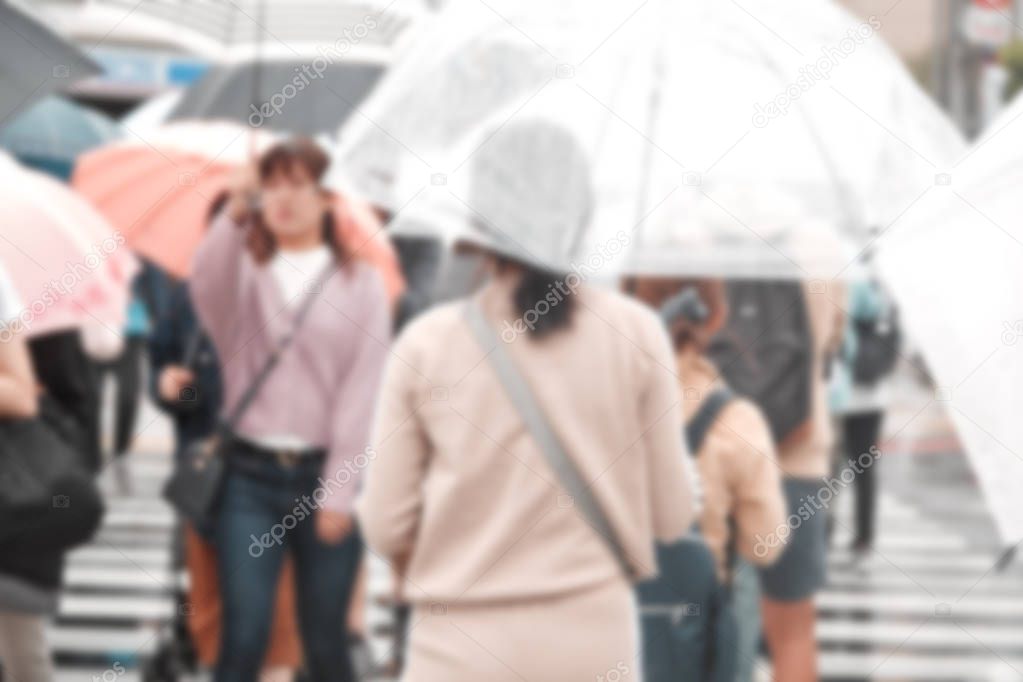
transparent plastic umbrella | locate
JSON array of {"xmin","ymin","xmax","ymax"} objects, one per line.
[
  {"xmin": 333, "ymin": 0, "xmax": 965, "ymax": 280},
  {"xmin": 331, "ymin": 0, "xmax": 666, "ymax": 279},
  {"xmin": 627, "ymin": 0, "xmax": 966, "ymax": 279}
]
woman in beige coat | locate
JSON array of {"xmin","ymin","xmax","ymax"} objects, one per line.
[{"xmin": 356, "ymin": 120, "xmax": 696, "ymax": 681}]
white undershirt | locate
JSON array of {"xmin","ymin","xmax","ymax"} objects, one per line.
[
  {"xmin": 269, "ymin": 245, "xmax": 332, "ymax": 309},
  {"xmin": 246, "ymin": 245, "xmax": 332, "ymax": 452}
]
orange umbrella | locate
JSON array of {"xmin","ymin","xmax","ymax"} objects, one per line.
[{"xmin": 73, "ymin": 122, "xmax": 405, "ymax": 302}]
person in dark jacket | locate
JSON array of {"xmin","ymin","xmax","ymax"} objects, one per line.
[
  {"xmin": 147, "ymin": 268, "xmax": 222, "ymax": 459},
  {"xmin": 93, "ymin": 267, "xmax": 157, "ymax": 494},
  {"xmin": 27, "ymin": 330, "xmax": 102, "ymax": 471}
]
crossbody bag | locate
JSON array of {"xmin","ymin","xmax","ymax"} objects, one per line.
[{"xmin": 163, "ymin": 263, "xmax": 334, "ymax": 527}]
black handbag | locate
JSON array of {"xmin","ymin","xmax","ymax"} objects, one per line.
[
  {"xmin": 0, "ymin": 395, "xmax": 105, "ymax": 552},
  {"xmin": 162, "ymin": 263, "xmax": 334, "ymax": 528}
]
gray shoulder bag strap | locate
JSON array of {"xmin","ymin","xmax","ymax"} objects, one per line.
[{"xmin": 464, "ymin": 301, "xmax": 636, "ymax": 580}]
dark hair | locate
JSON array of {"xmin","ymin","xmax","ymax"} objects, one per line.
[
  {"xmin": 495, "ymin": 257, "xmax": 576, "ymax": 337},
  {"xmin": 625, "ymin": 277, "xmax": 727, "ymax": 351},
  {"xmin": 207, "ymin": 190, "xmax": 230, "ymax": 226},
  {"xmin": 246, "ymin": 137, "xmax": 352, "ymax": 265}
]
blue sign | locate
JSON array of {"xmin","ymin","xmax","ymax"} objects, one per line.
[
  {"xmin": 90, "ymin": 47, "xmax": 210, "ymax": 88},
  {"xmin": 167, "ymin": 60, "xmax": 209, "ymax": 85}
]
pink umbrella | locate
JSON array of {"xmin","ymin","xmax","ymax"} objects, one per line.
[{"xmin": 0, "ymin": 152, "xmax": 137, "ymax": 339}]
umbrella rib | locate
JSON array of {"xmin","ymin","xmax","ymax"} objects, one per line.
[{"xmin": 626, "ymin": 0, "xmax": 669, "ymax": 251}]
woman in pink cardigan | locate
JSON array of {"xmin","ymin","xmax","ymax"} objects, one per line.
[
  {"xmin": 190, "ymin": 139, "xmax": 390, "ymax": 682},
  {"xmin": 356, "ymin": 120, "xmax": 696, "ymax": 681}
]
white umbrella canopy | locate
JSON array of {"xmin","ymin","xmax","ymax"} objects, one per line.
[
  {"xmin": 335, "ymin": 0, "xmax": 964, "ymax": 279},
  {"xmin": 627, "ymin": 0, "xmax": 966, "ymax": 279},
  {"xmin": 874, "ymin": 92, "xmax": 1023, "ymax": 544},
  {"xmin": 331, "ymin": 0, "xmax": 668, "ymax": 275}
]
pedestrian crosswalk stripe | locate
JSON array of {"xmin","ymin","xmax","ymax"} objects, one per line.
[{"xmin": 817, "ymin": 620, "xmax": 1023, "ymax": 650}]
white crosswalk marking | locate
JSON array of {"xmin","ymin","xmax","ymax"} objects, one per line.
[{"xmin": 815, "ymin": 442, "xmax": 1023, "ymax": 681}]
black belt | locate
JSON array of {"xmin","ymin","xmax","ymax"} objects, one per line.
[{"xmin": 226, "ymin": 435, "xmax": 326, "ymax": 469}]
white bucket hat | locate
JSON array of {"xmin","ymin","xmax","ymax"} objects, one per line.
[{"xmin": 454, "ymin": 118, "xmax": 594, "ymax": 274}]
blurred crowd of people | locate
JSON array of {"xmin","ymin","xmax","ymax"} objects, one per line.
[{"xmin": 0, "ymin": 125, "xmax": 903, "ymax": 682}]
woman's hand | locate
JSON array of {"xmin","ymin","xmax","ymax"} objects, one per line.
[
  {"xmin": 316, "ymin": 509, "xmax": 354, "ymax": 545},
  {"xmin": 226, "ymin": 164, "xmax": 259, "ymax": 223},
  {"xmin": 158, "ymin": 365, "xmax": 196, "ymax": 403}
]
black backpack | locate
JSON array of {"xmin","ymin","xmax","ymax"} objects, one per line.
[
  {"xmin": 638, "ymin": 389, "xmax": 738, "ymax": 682},
  {"xmin": 707, "ymin": 280, "xmax": 812, "ymax": 445},
  {"xmin": 852, "ymin": 292, "xmax": 900, "ymax": 386}
]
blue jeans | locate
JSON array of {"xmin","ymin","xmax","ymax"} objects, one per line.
[{"xmin": 213, "ymin": 452, "xmax": 362, "ymax": 682}]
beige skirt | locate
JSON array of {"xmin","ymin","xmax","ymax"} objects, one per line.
[{"xmin": 403, "ymin": 579, "xmax": 639, "ymax": 682}]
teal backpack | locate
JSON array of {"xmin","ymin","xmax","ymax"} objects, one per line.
[{"xmin": 637, "ymin": 388, "xmax": 739, "ymax": 682}]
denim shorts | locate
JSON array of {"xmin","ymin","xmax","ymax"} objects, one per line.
[{"xmin": 758, "ymin": 477, "xmax": 828, "ymax": 601}]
